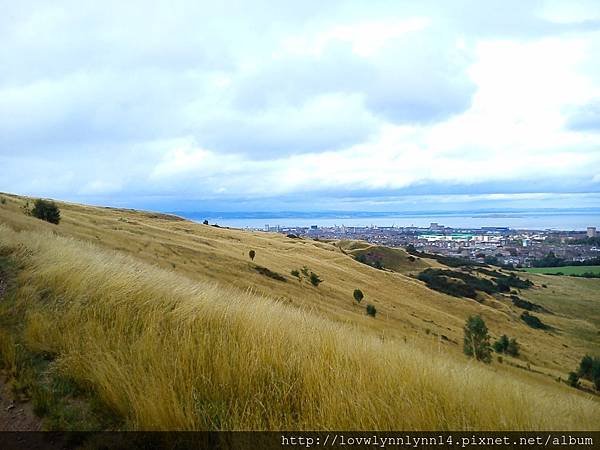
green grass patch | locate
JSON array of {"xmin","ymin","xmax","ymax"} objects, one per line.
[{"xmin": 523, "ymin": 266, "xmax": 600, "ymax": 275}]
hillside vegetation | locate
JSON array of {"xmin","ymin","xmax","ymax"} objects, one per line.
[
  {"xmin": 524, "ymin": 266, "xmax": 600, "ymax": 275},
  {"xmin": 1, "ymin": 193, "xmax": 599, "ymax": 429}
]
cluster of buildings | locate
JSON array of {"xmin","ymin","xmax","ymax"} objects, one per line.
[{"xmin": 257, "ymin": 223, "xmax": 599, "ymax": 268}]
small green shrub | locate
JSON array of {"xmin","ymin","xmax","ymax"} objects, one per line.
[
  {"xmin": 506, "ymin": 338, "xmax": 520, "ymax": 357},
  {"xmin": 31, "ymin": 199, "xmax": 61, "ymax": 224},
  {"xmin": 309, "ymin": 272, "xmax": 322, "ymax": 287},
  {"xmin": 493, "ymin": 335, "xmax": 509, "ymax": 353},
  {"xmin": 0, "ymin": 197, "xmax": 6, "ymax": 205},
  {"xmin": 366, "ymin": 304, "xmax": 377, "ymax": 317},
  {"xmin": 578, "ymin": 355, "xmax": 594, "ymax": 378},
  {"xmin": 577, "ymin": 355, "xmax": 600, "ymax": 391},
  {"xmin": 568, "ymin": 371, "xmax": 580, "ymax": 388},
  {"xmin": 248, "ymin": 250, "xmax": 256, "ymax": 261},
  {"xmin": 291, "ymin": 269, "xmax": 300, "ymax": 278},
  {"xmin": 493, "ymin": 335, "xmax": 519, "ymax": 357}
]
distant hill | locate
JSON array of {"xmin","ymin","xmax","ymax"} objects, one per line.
[{"xmin": 336, "ymin": 240, "xmax": 436, "ymax": 273}]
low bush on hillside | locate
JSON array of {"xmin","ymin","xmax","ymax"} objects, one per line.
[
  {"xmin": 510, "ymin": 295, "xmax": 543, "ymax": 312},
  {"xmin": 253, "ymin": 265, "xmax": 287, "ymax": 282},
  {"xmin": 477, "ymin": 268, "xmax": 534, "ymax": 290},
  {"xmin": 291, "ymin": 266, "xmax": 322, "ymax": 286},
  {"xmin": 418, "ymin": 267, "xmax": 534, "ymax": 299},
  {"xmin": 417, "ymin": 269, "xmax": 478, "ymax": 299},
  {"xmin": 493, "ymin": 335, "xmax": 519, "ymax": 357},
  {"xmin": 309, "ymin": 272, "xmax": 322, "ymax": 287},
  {"xmin": 495, "ymin": 273, "xmax": 534, "ymax": 290},
  {"xmin": 366, "ymin": 304, "xmax": 377, "ymax": 317},
  {"xmin": 31, "ymin": 199, "xmax": 61, "ymax": 224},
  {"xmin": 568, "ymin": 372, "xmax": 581, "ymax": 388},
  {"xmin": 520, "ymin": 312, "xmax": 548, "ymax": 330},
  {"xmin": 577, "ymin": 355, "xmax": 600, "ymax": 391}
]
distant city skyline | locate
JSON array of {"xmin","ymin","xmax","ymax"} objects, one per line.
[
  {"xmin": 2, "ymin": 1, "xmax": 600, "ymax": 212},
  {"xmin": 177, "ymin": 208, "xmax": 600, "ymax": 231}
]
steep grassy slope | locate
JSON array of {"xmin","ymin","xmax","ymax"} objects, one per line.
[
  {"xmin": 0, "ymin": 193, "xmax": 599, "ymax": 413},
  {"xmin": 0, "ymin": 224, "xmax": 599, "ymax": 430}
]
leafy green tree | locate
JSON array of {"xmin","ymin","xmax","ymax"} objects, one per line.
[
  {"xmin": 463, "ymin": 315, "xmax": 492, "ymax": 363},
  {"xmin": 31, "ymin": 199, "xmax": 61, "ymax": 224},
  {"xmin": 353, "ymin": 289, "xmax": 364, "ymax": 303}
]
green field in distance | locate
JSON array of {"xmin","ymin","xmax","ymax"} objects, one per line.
[{"xmin": 524, "ymin": 265, "xmax": 600, "ymax": 275}]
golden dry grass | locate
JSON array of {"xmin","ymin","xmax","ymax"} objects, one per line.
[
  {"xmin": 0, "ymin": 223, "xmax": 599, "ymax": 430},
  {"xmin": 1, "ymin": 193, "xmax": 600, "ymax": 429},
  {"xmin": 1, "ymin": 192, "xmax": 598, "ymax": 378}
]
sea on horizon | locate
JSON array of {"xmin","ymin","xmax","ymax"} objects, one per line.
[{"xmin": 178, "ymin": 210, "xmax": 600, "ymax": 231}]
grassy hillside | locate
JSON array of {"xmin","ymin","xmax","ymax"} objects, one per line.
[{"xmin": 1, "ymin": 193, "xmax": 599, "ymax": 430}]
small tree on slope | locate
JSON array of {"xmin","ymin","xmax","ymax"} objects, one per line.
[
  {"xmin": 463, "ymin": 315, "xmax": 492, "ymax": 363},
  {"xmin": 353, "ymin": 289, "xmax": 364, "ymax": 304}
]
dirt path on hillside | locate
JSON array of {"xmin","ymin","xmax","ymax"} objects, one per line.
[
  {"xmin": 0, "ymin": 268, "xmax": 42, "ymax": 432},
  {"xmin": 0, "ymin": 272, "xmax": 7, "ymax": 300},
  {"xmin": 0, "ymin": 376, "xmax": 42, "ymax": 431}
]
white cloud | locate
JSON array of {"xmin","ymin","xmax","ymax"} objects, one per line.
[
  {"xmin": 280, "ymin": 17, "xmax": 430, "ymax": 57},
  {"xmin": 1, "ymin": 0, "xmax": 600, "ymax": 210}
]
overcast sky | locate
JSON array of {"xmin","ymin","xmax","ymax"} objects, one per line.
[{"xmin": 2, "ymin": 0, "xmax": 600, "ymax": 212}]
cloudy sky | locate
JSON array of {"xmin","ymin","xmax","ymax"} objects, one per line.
[{"xmin": 2, "ymin": 0, "xmax": 600, "ymax": 212}]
